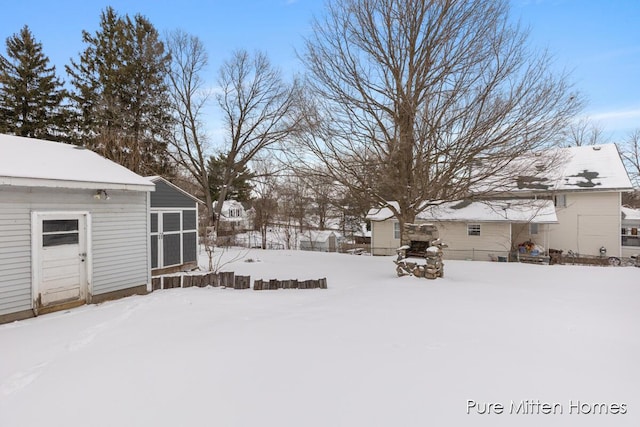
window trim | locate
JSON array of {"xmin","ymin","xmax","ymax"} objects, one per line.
[
  {"xmin": 467, "ymin": 223, "xmax": 481, "ymax": 236},
  {"xmin": 393, "ymin": 221, "xmax": 400, "ymax": 239}
]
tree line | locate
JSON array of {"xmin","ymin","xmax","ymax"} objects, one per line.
[{"xmin": 1, "ymin": 1, "xmax": 639, "ymax": 244}]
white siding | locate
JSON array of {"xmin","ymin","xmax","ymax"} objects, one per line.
[
  {"xmin": 436, "ymin": 222, "xmax": 511, "ymax": 261},
  {"xmin": 0, "ymin": 186, "xmax": 150, "ymax": 316},
  {"xmin": 91, "ymin": 194, "xmax": 149, "ymax": 295},
  {"xmin": 547, "ymin": 192, "xmax": 621, "ymax": 257},
  {"xmin": 370, "ymin": 220, "xmax": 399, "ymax": 255},
  {"xmin": 371, "ymin": 219, "xmax": 511, "ymax": 261}
]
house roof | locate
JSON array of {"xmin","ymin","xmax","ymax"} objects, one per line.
[
  {"xmin": 0, "ymin": 134, "xmax": 154, "ymax": 191},
  {"xmin": 514, "ymin": 144, "xmax": 633, "ymax": 192},
  {"xmin": 367, "ymin": 199, "xmax": 558, "ymax": 224},
  {"xmin": 622, "ymin": 206, "xmax": 640, "ymax": 221},
  {"xmin": 147, "ymin": 176, "xmax": 204, "ymax": 204}
]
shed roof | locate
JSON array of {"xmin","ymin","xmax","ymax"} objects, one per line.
[
  {"xmin": 0, "ymin": 134, "xmax": 154, "ymax": 191},
  {"xmin": 367, "ymin": 199, "xmax": 558, "ymax": 224},
  {"xmin": 147, "ymin": 176, "xmax": 204, "ymax": 204}
]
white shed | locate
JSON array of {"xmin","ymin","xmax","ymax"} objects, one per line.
[
  {"xmin": 300, "ymin": 230, "xmax": 340, "ymax": 252},
  {"xmin": 0, "ymin": 134, "xmax": 155, "ymax": 323}
]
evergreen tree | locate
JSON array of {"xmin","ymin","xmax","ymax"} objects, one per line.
[
  {"xmin": 0, "ymin": 25, "xmax": 68, "ymax": 140},
  {"xmin": 66, "ymin": 7, "xmax": 174, "ymax": 176},
  {"xmin": 207, "ymin": 154, "xmax": 254, "ymax": 202}
]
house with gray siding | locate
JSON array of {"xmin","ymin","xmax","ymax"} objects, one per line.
[
  {"xmin": 0, "ymin": 134, "xmax": 155, "ymax": 323},
  {"xmin": 148, "ymin": 176, "xmax": 201, "ymax": 275}
]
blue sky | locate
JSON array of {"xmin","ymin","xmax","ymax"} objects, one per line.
[{"xmin": 1, "ymin": 0, "xmax": 638, "ymax": 141}]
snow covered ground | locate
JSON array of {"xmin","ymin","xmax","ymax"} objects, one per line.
[{"xmin": 1, "ymin": 249, "xmax": 638, "ymax": 427}]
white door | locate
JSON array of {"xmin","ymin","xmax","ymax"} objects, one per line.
[
  {"xmin": 150, "ymin": 211, "xmax": 183, "ymax": 269},
  {"xmin": 36, "ymin": 213, "xmax": 88, "ymax": 307}
]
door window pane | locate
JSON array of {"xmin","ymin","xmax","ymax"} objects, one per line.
[
  {"xmin": 43, "ymin": 219, "xmax": 79, "ymax": 247},
  {"xmin": 43, "ymin": 219, "xmax": 78, "ymax": 233},
  {"xmin": 163, "ymin": 234, "xmax": 181, "ymax": 266},
  {"xmin": 43, "ymin": 233, "xmax": 79, "ymax": 247},
  {"xmin": 151, "ymin": 213, "xmax": 158, "ymax": 233},
  {"xmin": 151, "ymin": 235, "xmax": 158, "ymax": 268},
  {"xmin": 163, "ymin": 213, "xmax": 181, "ymax": 232},
  {"xmin": 183, "ymin": 210, "xmax": 197, "ymax": 231}
]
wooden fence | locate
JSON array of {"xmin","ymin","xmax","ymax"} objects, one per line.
[
  {"xmin": 253, "ymin": 278, "xmax": 327, "ymax": 290},
  {"xmin": 152, "ymin": 272, "xmax": 327, "ymax": 291},
  {"xmin": 152, "ymin": 271, "xmax": 250, "ymax": 290}
]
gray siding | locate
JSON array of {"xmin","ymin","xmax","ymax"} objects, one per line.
[
  {"xmin": 91, "ymin": 193, "xmax": 149, "ymax": 295},
  {"xmin": 0, "ymin": 186, "xmax": 150, "ymax": 316},
  {"xmin": 0, "ymin": 206, "xmax": 32, "ymax": 316},
  {"xmin": 150, "ymin": 180, "xmax": 197, "ymax": 208}
]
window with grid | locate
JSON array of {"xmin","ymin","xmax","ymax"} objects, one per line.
[{"xmin": 467, "ymin": 224, "xmax": 481, "ymax": 236}]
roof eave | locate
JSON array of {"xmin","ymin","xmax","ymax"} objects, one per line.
[{"xmin": 0, "ymin": 176, "xmax": 154, "ymax": 192}]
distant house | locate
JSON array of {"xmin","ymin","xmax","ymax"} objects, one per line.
[
  {"xmin": 367, "ymin": 144, "xmax": 634, "ymax": 260},
  {"xmin": 0, "ymin": 134, "xmax": 155, "ymax": 323},
  {"xmin": 147, "ymin": 176, "xmax": 202, "ymax": 275},
  {"xmin": 300, "ymin": 230, "xmax": 340, "ymax": 252},
  {"xmin": 215, "ymin": 199, "xmax": 252, "ymax": 235}
]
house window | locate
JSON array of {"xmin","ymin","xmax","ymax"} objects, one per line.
[
  {"xmin": 529, "ymin": 223, "xmax": 539, "ymax": 235},
  {"xmin": 393, "ymin": 222, "xmax": 400, "ymax": 239},
  {"xmin": 554, "ymin": 194, "xmax": 566, "ymax": 208},
  {"xmin": 467, "ymin": 224, "xmax": 481, "ymax": 236},
  {"xmin": 228, "ymin": 208, "xmax": 241, "ymax": 217}
]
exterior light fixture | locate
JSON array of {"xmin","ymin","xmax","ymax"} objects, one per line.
[{"xmin": 94, "ymin": 189, "xmax": 110, "ymax": 200}]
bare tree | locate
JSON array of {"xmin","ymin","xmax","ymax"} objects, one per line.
[
  {"xmin": 213, "ymin": 49, "xmax": 302, "ymax": 233},
  {"xmin": 251, "ymin": 158, "xmax": 281, "ymax": 249},
  {"xmin": 165, "ymin": 30, "xmax": 214, "ymax": 224},
  {"xmin": 621, "ymin": 129, "xmax": 640, "ymax": 187},
  {"xmin": 564, "ymin": 117, "xmax": 609, "ymax": 147},
  {"xmin": 298, "ymin": 0, "xmax": 582, "ymax": 244}
]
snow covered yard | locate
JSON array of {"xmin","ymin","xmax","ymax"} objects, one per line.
[{"xmin": 1, "ymin": 249, "xmax": 638, "ymax": 427}]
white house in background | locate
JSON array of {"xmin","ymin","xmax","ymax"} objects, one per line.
[
  {"xmin": 367, "ymin": 144, "xmax": 634, "ymax": 260},
  {"xmin": 300, "ymin": 230, "xmax": 341, "ymax": 252},
  {"xmin": 214, "ymin": 199, "xmax": 252, "ymax": 234},
  {"xmin": 0, "ymin": 134, "xmax": 155, "ymax": 323},
  {"xmin": 621, "ymin": 206, "xmax": 640, "ymax": 258}
]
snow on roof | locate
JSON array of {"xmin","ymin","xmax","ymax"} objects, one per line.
[
  {"xmin": 518, "ymin": 144, "xmax": 633, "ymax": 192},
  {"xmin": 367, "ymin": 199, "xmax": 557, "ymax": 223},
  {"xmin": 214, "ymin": 199, "xmax": 247, "ymax": 221},
  {"xmin": 366, "ymin": 202, "xmax": 399, "ymax": 221},
  {"xmin": 0, "ymin": 134, "xmax": 154, "ymax": 191},
  {"xmin": 622, "ymin": 206, "xmax": 640, "ymax": 221},
  {"xmin": 418, "ymin": 199, "xmax": 557, "ymax": 223}
]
